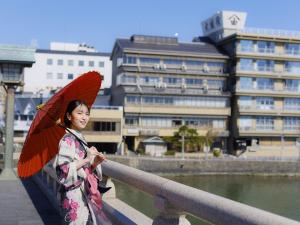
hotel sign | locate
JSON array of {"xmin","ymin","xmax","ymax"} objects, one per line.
[{"xmin": 202, "ymin": 11, "xmax": 247, "ymax": 36}]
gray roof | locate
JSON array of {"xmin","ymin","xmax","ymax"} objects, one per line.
[
  {"xmin": 0, "ymin": 45, "xmax": 35, "ymax": 64},
  {"xmin": 115, "ymin": 35, "xmax": 227, "ymax": 58},
  {"xmin": 14, "ymin": 97, "xmax": 41, "ymax": 115},
  {"xmin": 36, "ymin": 49, "xmax": 110, "ymax": 57}
]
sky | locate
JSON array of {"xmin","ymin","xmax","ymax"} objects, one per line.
[{"xmin": 1, "ymin": 0, "xmax": 300, "ymax": 53}]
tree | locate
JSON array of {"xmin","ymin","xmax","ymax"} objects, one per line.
[{"xmin": 164, "ymin": 125, "xmax": 208, "ymax": 153}]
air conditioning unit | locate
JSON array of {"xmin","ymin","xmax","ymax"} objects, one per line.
[
  {"xmin": 155, "ymin": 82, "xmax": 166, "ymax": 89},
  {"xmin": 160, "ymin": 64, "xmax": 167, "ymax": 70},
  {"xmin": 155, "ymin": 82, "xmax": 161, "ymax": 88},
  {"xmin": 203, "ymin": 65, "xmax": 210, "ymax": 72},
  {"xmin": 153, "ymin": 64, "xmax": 160, "ymax": 70},
  {"xmin": 181, "ymin": 65, "xmax": 187, "ymax": 71},
  {"xmin": 181, "ymin": 83, "xmax": 187, "ymax": 89},
  {"xmin": 117, "ymin": 58, "xmax": 123, "ymax": 67}
]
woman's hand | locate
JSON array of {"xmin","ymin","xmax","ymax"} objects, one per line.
[
  {"xmin": 88, "ymin": 146, "xmax": 98, "ymax": 156},
  {"xmin": 92, "ymin": 152, "xmax": 106, "ymax": 170}
]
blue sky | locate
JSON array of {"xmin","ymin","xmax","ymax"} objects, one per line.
[{"xmin": 1, "ymin": 0, "xmax": 300, "ymax": 52}]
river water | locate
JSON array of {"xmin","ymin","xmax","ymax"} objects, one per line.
[{"xmin": 113, "ymin": 175, "xmax": 300, "ymax": 225}]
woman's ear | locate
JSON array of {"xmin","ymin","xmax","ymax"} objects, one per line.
[{"xmin": 67, "ymin": 113, "xmax": 71, "ymax": 121}]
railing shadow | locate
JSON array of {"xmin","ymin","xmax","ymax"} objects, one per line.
[{"xmin": 20, "ymin": 176, "xmax": 62, "ymax": 225}]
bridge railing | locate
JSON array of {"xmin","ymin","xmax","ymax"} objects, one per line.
[
  {"xmin": 39, "ymin": 159, "xmax": 300, "ymax": 225},
  {"xmin": 101, "ymin": 159, "xmax": 300, "ymax": 225}
]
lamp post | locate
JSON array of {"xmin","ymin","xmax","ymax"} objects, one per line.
[{"xmin": 0, "ymin": 45, "xmax": 35, "ymax": 180}]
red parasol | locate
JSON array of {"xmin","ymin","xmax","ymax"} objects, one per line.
[{"xmin": 18, "ymin": 71, "xmax": 102, "ymax": 178}]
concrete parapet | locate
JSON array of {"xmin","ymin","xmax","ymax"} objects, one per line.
[
  {"xmin": 102, "ymin": 159, "xmax": 300, "ymax": 225},
  {"xmin": 107, "ymin": 155, "xmax": 300, "ymax": 175}
]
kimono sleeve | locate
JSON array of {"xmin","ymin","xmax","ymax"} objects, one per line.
[{"xmin": 55, "ymin": 136, "xmax": 78, "ymax": 187}]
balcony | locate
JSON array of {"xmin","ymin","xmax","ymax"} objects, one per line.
[
  {"xmin": 235, "ymin": 86, "xmax": 300, "ymax": 97},
  {"xmin": 124, "ymin": 104, "xmax": 231, "ymax": 116},
  {"xmin": 239, "ymin": 105, "xmax": 281, "ymax": 115},
  {"xmin": 123, "ymin": 86, "xmax": 230, "ymax": 97},
  {"xmin": 238, "ymin": 126, "xmax": 300, "ymax": 137},
  {"xmin": 122, "ymin": 63, "xmax": 228, "ymax": 76},
  {"xmin": 239, "ymin": 105, "xmax": 300, "ymax": 116},
  {"xmin": 123, "ymin": 125, "xmax": 229, "ymax": 137}
]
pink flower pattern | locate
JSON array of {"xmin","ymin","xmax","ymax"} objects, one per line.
[{"xmin": 63, "ymin": 198, "xmax": 80, "ymax": 222}]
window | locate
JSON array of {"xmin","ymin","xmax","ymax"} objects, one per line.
[
  {"xmin": 239, "ymin": 40, "xmax": 254, "ymax": 52},
  {"xmin": 57, "ymin": 73, "xmax": 63, "ymax": 79},
  {"xmin": 78, "ymin": 60, "xmax": 84, "ymax": 66},
  {"xmin": 123, "ymin": 56, "xmax": 136, "ymax": 64},
  {"xmin": 68, "ymin": 60, "xmax": 74, "ymax": 66},
  {"xmin": 125, "ymin": 116, "xmax": 139, "ymax": 126},
  {"xmin": 93, "ymin": 122, "xmax": 116, "ymax": 132},
  {"xmin": 57, "ymin": 59, "xmax": 63, "ymax": 66},
  {"xmin": 239, "ymin": 117, "xmax": 252, "ymax": 130},
  {"xmin": 284, "ymin": 79, "xmax": 300, "ymax": 91},
  {"xmin": 139, "ymin": 57, "xmax": 160, "ymax": 64},
  {"xmin": 257, "ymin": 41, "xmax": 275, "ymax": 53},
  {"xmin": 163, "ymin": 77, "xmax": 182, "ymax": 85},
  {"xmin": 256, "ymin": 116, "xmax": 274, "ymax": 130},
  {"xmin": 140, "ymin": 117, "xmax": 172, "ymax": 128},
  {"xmin": 285, "ymin": 44, "xmax": 300, "ymax": 55},
  {"xmin": 98, "ymin": 61, "xmax": 104, "ymax": 67},
  {"xmin": 257, "ymin": 78, "xmax": 274, "ymax": 90},
  {"xmin": 140, "ymin": 76, "xmax": 159, "ymax": 84},
  {"xmin": 284, "ymin": 61, "xmax": 300, "ymax": 73},
  {"xmin": 121, "ymin": 75, "xmax": 136, "ymax": 84},
  {"xmin": 126, "ymin": 96, "xmax": 140, "ymax": 104},
  {"xmin": 164, "ymin": 59, "xmax": 183, "ymax": 65},
  {"xmin": 186, "ymin": 78, "xmax": 202, "ymax": 86},
  {"xmin": 68, "ymin": 74, "xmax": 74, "ymax": 80},
  {"xmin": 89, "ymin": 61, "xmax": 94, "ymax": 67},
  {"xmin": 213, "ymin": 119, "xmax": 225, "ymax": 129},
  {"xmin": 239, "ymin": 77, "xmax": 253, "ymax": 89},
  {"xmin": 257, "ymin": 60, "xmax": 274, "ymax": 72},
  {"xmin": 46, "ymin": 72, "xmax": 53, "ymax": 79},
  {"xmin": 47, "ymin": 59, "xmax": 53, "ymax": 65},
  {"xmin": 239, "ymin": 58, "xmax": 254, "ymax": 71},
  {"xmin": 239, "ymin": 96, "xmax": 252, "ymax": 109},
  {"xmin": 284, "ymin": 117, "xmax": 300, "ymax": 130},
  {"xmin": 284, "ymin": 98, "xmax": 300, "ymax": 110},
  {"xmin": 185, "ymin": 60, "xmax": 204, "ymax": 67},
  {"xmin": 256, "ymin": 97, "xmax": 274, "ymax": 110}
]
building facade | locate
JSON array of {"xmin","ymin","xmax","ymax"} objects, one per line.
[
  {"xmin": 201, "ymin": 11, "xmax": 300, "ymax": 153},
  {"xmin": 110, "ymin": 35, "xmax": 231, "ymax": 153},
  {"xmin": 23, "ymin": 42, "xmax": 112, "ymax": 93}
]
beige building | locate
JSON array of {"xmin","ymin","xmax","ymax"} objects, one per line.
[
  {"xmin": 201, "ymin": 11, "xmax": 300, "ymax": 154},
  {"xmin": 110, "ymin": 35, "xmax": 230, "ymax": 152}
]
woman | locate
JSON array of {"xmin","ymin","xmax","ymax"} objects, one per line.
[{"xmin": 53, "ymin": 99, "xmax": 106, "ymax": 225}]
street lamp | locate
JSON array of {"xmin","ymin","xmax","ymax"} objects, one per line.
[{"xmin": 0, "ymin": 45, "xmax": 35, "ymax": 180}]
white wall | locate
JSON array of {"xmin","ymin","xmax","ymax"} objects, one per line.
[{"xmin": 24, "ymin": 50, "xmax": 112, "ymax": 93}]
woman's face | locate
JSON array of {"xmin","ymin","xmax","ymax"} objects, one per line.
[{"xmin": 67, "ymin": 104, "xmax": 90, "ymax": 131}]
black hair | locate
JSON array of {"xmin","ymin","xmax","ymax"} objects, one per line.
[{"xmin": 63, "ymin": 100, "xmax": 90, "ymax": 128}]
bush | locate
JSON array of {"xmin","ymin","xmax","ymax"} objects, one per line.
[
  {"xmin": 213, "ymin": 148, "xmax": 221, "ymax": 157},
  {"xmin": 164, "ymin": 150, "xmax": 176, "ymax": 156}
]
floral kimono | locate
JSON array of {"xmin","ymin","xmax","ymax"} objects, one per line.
[{"xmin": 54, "ymin": 129, "xmax": 107, "ymax": 225}]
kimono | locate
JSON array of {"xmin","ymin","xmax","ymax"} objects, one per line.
[{"xmin": 54, "ymin": 129, "xmax": 105, "ymax": 225}]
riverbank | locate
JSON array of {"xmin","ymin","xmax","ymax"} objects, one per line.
[{"xmin": 107, "ymin": 155, "xmax": 300, "ymax": 176}]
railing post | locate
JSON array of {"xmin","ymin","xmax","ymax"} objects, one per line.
[{"xmin": 152, "ymin": 195, "xmax": 191, "ymax": 225}]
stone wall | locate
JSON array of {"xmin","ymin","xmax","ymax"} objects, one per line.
[{"xmin": 107, "ymin": 156, "xmax": 300, "ymax": 175}]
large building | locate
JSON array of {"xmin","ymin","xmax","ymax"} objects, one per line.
[
  {"xmin": 201, "ymin": 11, "xmax": 300, "ymax": 154},
  {"xmin": 23, "ymin": 42, "xmax": 112, "ymax": 93},
  {"xmin": 110, "ymin": 35, "xmax": 231, "ymax": 153}
]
